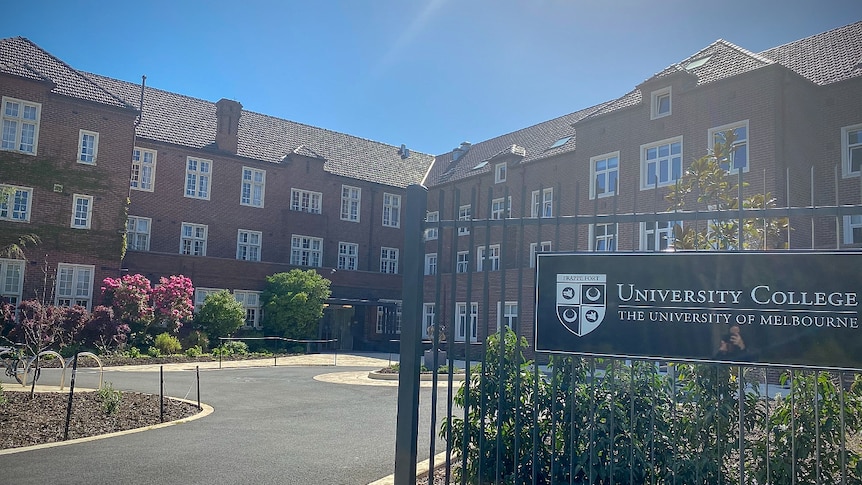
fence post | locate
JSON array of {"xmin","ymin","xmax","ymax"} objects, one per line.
[
  {"xmin": 394, "ymin": 184, "xmax": 427, "ymax": 485},
  {"xmin": 63, "ymin": 352, "xmax": 79, "ymax": 441}
]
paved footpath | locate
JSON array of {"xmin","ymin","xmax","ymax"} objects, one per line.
[{"xmin": 0, "ymin": 352, "xmax": 454, "ymax": 485}]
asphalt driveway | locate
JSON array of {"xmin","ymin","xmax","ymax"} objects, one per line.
[{"xmin": 0, "ymin": 359, "xmax": 454, "ymax": 484}]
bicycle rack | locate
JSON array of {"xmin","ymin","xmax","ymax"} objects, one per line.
[
  {"xmin": 60, "ymin": 352, "xmax": 103, "ymax": 390},
  {"xmin": 21, "ymin": 351, "xmax": 66, "ymax": 387}
]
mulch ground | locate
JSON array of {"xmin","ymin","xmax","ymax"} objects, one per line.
[{"xmin": 0, "ymin": 389, "xmax": 199, "ymax": 450}]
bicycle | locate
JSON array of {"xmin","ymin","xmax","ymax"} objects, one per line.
[{"xmin": 0, "ymin": 343, "xmax": 40, "ymax": 385}]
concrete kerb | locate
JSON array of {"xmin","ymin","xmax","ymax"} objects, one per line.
[{"xmin": 367, "ymin": 451, "xmax": 452, "ymax": 485}]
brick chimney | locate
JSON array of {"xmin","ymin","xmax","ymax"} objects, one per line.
[{"xmin": 215, "ymin": 98, "xmax": 242, "ymax": 154}]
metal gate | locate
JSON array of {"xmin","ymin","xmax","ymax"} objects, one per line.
[{"xmin": 394, "ymin": 165, "xmax": 862, "ymax": 485}]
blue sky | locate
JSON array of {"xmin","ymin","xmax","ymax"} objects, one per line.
[{"xmin": 3, "ymin": 1, "xmax": 859, "ymax": 155}]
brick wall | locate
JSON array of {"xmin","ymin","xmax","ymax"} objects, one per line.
[{"xmin": 0, "ymin": 74, "xmax": 137, "ymax": 306}]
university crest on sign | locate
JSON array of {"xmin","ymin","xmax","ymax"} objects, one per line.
[{"xmin": 556, "ymin": 274, "xmax": 607, "ymax": 337}]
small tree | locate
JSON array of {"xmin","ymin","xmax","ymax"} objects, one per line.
[
  {"xmin": 195, "ymin": 290, "xmax": 245, "ymax": 345},
  {"xmin": 261, "ymin": 269, "xmax": 331, "ymax": 341},
  {"xmin": 666, "ymin": 129, "xmax": 788, "ymax": 250}
]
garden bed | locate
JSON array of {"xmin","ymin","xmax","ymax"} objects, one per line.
[{"xmin": 0, "ymin": 389, "xmax": 199, "ymax": 450}]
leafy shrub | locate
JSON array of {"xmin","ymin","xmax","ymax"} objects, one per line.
[
  {"xmin": 125, "ymin": 346, "xmax": 142, "ymax": 358},
  {"xmin": 98, "ymin": 382, "xmax": 122, "ymax": 415},
  {"xmin": 182, "ymin": 330, "xmax": 209, "ymax": 353},
  {"xmin": 213, "ymin": 340, "xmax": 248, "ymax": 356},
  {"xmin": 147, "ymin": 346, "xmax": 161, "ymax": 358},
  {"xmin": 184, "ymin": 345, "xmax": 203, "ymax": 357},
  {"xmin": 224, "ymin": 340, "xmax": 248, "ymax": 355},
  {"xmin": 153, "ymin": 332, "xmax": 181, "ymax": 355}
]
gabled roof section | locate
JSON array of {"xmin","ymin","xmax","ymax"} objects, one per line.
[
  {"xmin": 759, "ymin": 20, "xmax": 862, "ymax": 85},
  {"xmin": 0, "ymin": 37, "xmax": 133, "ymax": 110},
  {"xmin": 84, "ymin": 73, "xmax": 435, "ymax": 188},
  {"xmin": 582, "ymin": 38, "xmax": 782, "ymax": 122},
  {"xmin": 426, "ymin": 103, "xmax": 608, "ymax": 186},
  {"xmin": 649, "ymin": 39, "xmax": 775, "ymax": 87}
]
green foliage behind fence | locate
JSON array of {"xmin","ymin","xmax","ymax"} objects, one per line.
[{"xmin": 443, "ymin": 329, "xmax": 862, "ymax": 484}]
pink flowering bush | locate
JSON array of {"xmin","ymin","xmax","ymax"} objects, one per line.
[
  {"xmin": 101, "ymin": 274, "xmax": 154, "ymax": 326},
  {"xmin": 151, "ymin": 275, "xmax": 194, "ymax": 333}
]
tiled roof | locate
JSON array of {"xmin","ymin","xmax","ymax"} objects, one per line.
[
  {"xmin": 0, "ymin": 37, "xmax": 133, "ymax": 110},
  {"xmin": 759, "ymin": 20, "xmax": 862, "ymax": 85},
  {"xmin": 426, "ymin": 21, "xmax": 862, "ymax": 187},
  {"xmin": 84, "ymin": 73, "xmax": 434, "ymax": 189},
  {"xmin": 425, "ymin": 103, "xmax": 608, "ymax": 186}
]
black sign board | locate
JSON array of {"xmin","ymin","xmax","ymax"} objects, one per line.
[{"xmin": 535, "ymin": 252, "xmax": 862, "ymax": 370}]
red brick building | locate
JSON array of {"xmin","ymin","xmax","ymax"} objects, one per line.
[
  {"xmin": 3, "ymin": 22, "xmax": 861, "ymax": 352},
  {"xmin": 0, "ymin": 38, "xmax": 137, "ymax": 309},
  {"xmin": 420, "ymin": 22, "xmax": 862, "ymax": 348},
  {"xmin": 1, "ymin": 38, "xmax": 435, "ymax": 350}
]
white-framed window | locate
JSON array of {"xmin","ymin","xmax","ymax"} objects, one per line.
[
  {"xmin": 0, "ymin": 184, "xmax": 32, "ymax": 222},
  {"xmin": 126, "ymin": 216, "xmax": 151, "ymax": 251},
  {"xmin": 341, "ymin": 185, "xmax": 361, "ymax": 222},
  {"xmin": 382, "ymin": 193, "xmax": 401, "ymax": 228},
  {"xmin": 241, "ymin": 167, "xmax": 265, "ymax": 207},
  {"xmin": 0, "ymin": 258, "xmax": 24, "ymax": 306},
  {"xmin": 650, "ymin": 86, "xmax": 672, "ymax": 119},
  {"xmin": 185, "ymin": 157, "xmax": 212, "ymax": 200},
  {"xmin": 422, "ymin": 303, "xmax": 436, "ymax": 339},
  {"xmin": 456, "ymin": 251, "xmax": 469, "ymax": 273},
  {"xmin": 1, "ymin": 96, "xmax": 41, "ymax": 154},
  {"xmin": 194, "ymin": 287, "xmax": 225, "ymax": 310},
  {"xmin": 455, "ymin": 302, "xmax": 478, "ymax": 342},
  {"xmin": 497, "ymin": 301, "xmax": 518, "ymax": 332},
  {"xmin": 55, "ymin": 263, "xmax": 94, "ymax": 309},
  {"xmin": 641, "ymin": 137, "xmax": 683, "ymax": 189},
  {"xmin": 337, "ymin": 242, "xmax": 358, "ymax": 270},
  {"xmin": 424, "ymin": 253, "xmax": 437, "ymax": 275},
  {"xmin": 841, "ymin": 124, "xmax": 862, "ymax": 178},
  {"xmin": 491, "ymin": 197, "xmax": 511, "ymax": 220},
  {"xmin": 529, "ymin": 241, "xmax": 552, "ymax": 268},
  {"xmin": 130, "ymin": 147, "xmax": 156, "ymax": 191},
  {"xmin": 291, "ymin": 235, "xmax": 322, "ymax": 267},
  {"xmin": 376, "ymin": 300, "xmax": 402, "ymax": 334},
  {"xmin": 495, "ymin": 162, "xmax": 507, "ymax": 183},
  {"xmin": 458, "ymin": 205, "xmax": 472, "ymax": 235},
  {"xmin": 236, "ymin": 229, "xmax": 262, "ymax": 261},
  {"xmin": 477, "ymin": 244, "xmax": 500, "ymax": 272},
  {"xmin": 180, "ymin": 222, "xmax": 208, "ymax": 256},
  {"xmin": 591, "ymin": 152, "xmax": 619, "ymax": 199},
  {"xmin": 77, "ymin": 130, "xmax": 99, "ymax": 164},
  {"xmin": 425, "ymin": 211, "xmax": 439, "ymax": 241},
  {"xmin": 380, "ymin": 247, "xmax": 399, "ymax": 274},
  {"xmin": 291, "ymin": 188, "xmax": 322, "ymax": 214},
  {"xmin": 709, "ymin": 120, "xmax": 749, "ymax": 173},
  {"xmin": 843, "ymin": 215, "xmax": 862, "ymax": 244},
  {"xmin": 70, "ymin": 194, "xmax": 93, "ymax": 229},
  {"xmin": 531, "ymin": 188, "xmax": 553, "ymax": 218},
  {"xmin": 234, "ymin": 291, "xmax": 262, "ymax": 329},
  {"xmin": 591, "ymin": 223, "xmax": 617, "ymax": 252},
  {"xmin": 640, "ymin": 221, "xmax": 681, "ymax": 251}
]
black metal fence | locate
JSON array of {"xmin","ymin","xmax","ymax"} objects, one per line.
[{"xmin": 395, "ymin": 167, "xmax": 862, "ymax": 484}]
